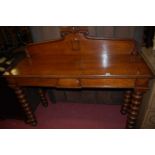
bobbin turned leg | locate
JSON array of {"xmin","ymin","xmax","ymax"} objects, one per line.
[
  {"xmin": 11, "ymin": 85, "xmax": 37, "ymax": 126},
  {"xmin": 126, "ymin": 90, "xmax": 144, "ymax": 129},
  {"xmin": 38, "ymin": 88, "xmax": 48, "ymax": 107},
  {"xmin": 121, "ymin": 90, "xmax": 132, "ymax": 115}
]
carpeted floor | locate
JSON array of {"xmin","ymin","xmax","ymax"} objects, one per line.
[{"xmin": 0, "ymin": 101, "xmax": 127, "ymax": 129}]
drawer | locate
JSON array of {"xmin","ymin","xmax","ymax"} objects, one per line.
[
  {"xmin": 15, "ymin": 77, "xmax": 57, "ymax": 87},
  {"xmin": 56, "ymin": 78, "xmax": 81, "ymax": 88},
  {"xmin": 81, "ymin": 78, "xmax": 135, "ymax": 88}
]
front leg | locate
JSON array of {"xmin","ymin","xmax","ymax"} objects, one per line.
[
  {"xmin": 126, "ymin": 89, "xmax": 145, "ymax": 129},
  {"xmin": 121, "ymin": 90, "xmax": 132, "ymax": 115},
  {"xmin": 10, "ymin": 84, "xmax": 37, "ymax": 126}
]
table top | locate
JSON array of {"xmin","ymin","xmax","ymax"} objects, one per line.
[{"xmin": 3, "ymin": 30, "xmax": 153, "ymax": 79}]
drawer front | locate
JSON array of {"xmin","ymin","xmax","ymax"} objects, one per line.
[
  {"xmin": 56, "ymin": 78, "xmax": 81, "ymax": 88},
  {"xmin": 81, "ymin": 78, "xmax": 135, "ymax": 88},
  {"xmin": 15, "ymin": 77, "xmax": 57, "ymax": 87}
]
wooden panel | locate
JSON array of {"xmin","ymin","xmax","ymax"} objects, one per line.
[
  {"xmin": 135, "ymin": 79, "xmax": 149, "ymax": 87},
  {"xmin": 56, "ymin": 79, "xmax": 80, "ymax": 88},
  {"xmin": 15, "ymin": 77, "xmax": 57, "ymax": 86},
  {"xmin": 81, "ymin": 79, "xmax": 135, "ymax": 88}
]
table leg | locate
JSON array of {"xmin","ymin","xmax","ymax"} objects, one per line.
[
  {"xmin": 38, "ymin": 88, "xmax": 48, "ymax": 107},
  {"xmin": 12, "ymin": 85, "xmax": 37, "ymax": 126},
  {"xmin": 121, "ymin": 90, "xmax": 132, "ymax": 115},
  {"xmin": 126, "ymin": 90, "xmax": 143, "ymax": 129}
]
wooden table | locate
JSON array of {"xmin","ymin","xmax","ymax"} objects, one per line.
[{"xmin": 3, "ymin": 29, "xmax": 153, "ymax": 128}]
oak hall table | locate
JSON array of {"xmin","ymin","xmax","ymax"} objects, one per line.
[{"xmin": 3, "ymin": 29, "xmax": 153, "ymax": 128}]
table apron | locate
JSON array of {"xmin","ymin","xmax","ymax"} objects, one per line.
[{"xmin": 11, "ymin": 77, "xmax": 136, "ymax": 88}]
